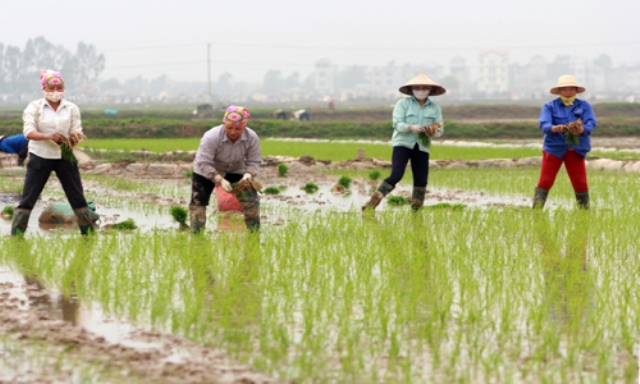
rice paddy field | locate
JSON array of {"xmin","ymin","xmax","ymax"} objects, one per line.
[{"xmin": 1, "ymin": 142, "xmax": 639, "ymax": 383}]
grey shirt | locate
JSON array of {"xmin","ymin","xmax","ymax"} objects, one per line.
[{"xmin": 193, "ymin": 125, "xmax": 261, "ymax": 180}]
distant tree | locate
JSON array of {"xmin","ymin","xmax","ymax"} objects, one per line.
[
  {"xmin": 262, "ymin": 70, "xmax": 282, "ymax": 94},
  {"xmin": 440, "ymin": 75, "xmax": 460, "ymax": 92},
  {"xmin": 282, "ymin": 72, "xmax": 300, "ymax": 89},
  {"xmin": 100, "ymin": 77, "xmax": 122, "ymax": 91},
  {"xmin": 61, "ymin": 41, "xmax": 105, "ymax": 89},
  {"xmin": 2, "ymin": 45, "xmax": 24, "ymax": 92},
  {"xmin": 593, "ymin": 54, "xmax": 613, "ymax": 70},
  {"xmin": 301, "ymin": 73, "xmax": 315, "ymax": 92},
  {"xmin": 148, "ymin": 75, "xmax": 169, "ymax": 96},
  {"xmin": 337, "ymin": 65, "xmax": 367, "ymax": 90},
  {"xmin": 215, "ymin": 72, "xmax": 233, "ymax": 94}
]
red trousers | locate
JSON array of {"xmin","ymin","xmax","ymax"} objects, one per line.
[{"xmin": 537, "ymin": 150, "xmax": 588, "ymax": 192}]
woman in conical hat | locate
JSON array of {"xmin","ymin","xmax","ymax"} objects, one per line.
[
  {"xmin": 362, "ymin": 73, "xmax": 446, "ymax": 212},
  {"xmin": 532, "ymin": 75, "xmax": 597, "ymax": 209}
]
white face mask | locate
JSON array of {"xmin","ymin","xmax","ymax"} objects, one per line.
[
  {"xmin": 412, "ymin": 89, "xmax": 430, "ymax": 100},
  {"xmin": 43, "ymin": 91, "xmax": 64, "ymax": 103}
]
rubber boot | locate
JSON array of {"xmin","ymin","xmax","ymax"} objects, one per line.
[
  {"xmin": 362, "ymin": 181, "xmax": 394, "ymax": 211},
  {"xmin": 239, "ymin": 190, "xmax": 260, "ymax": 232},
  {"xmin": 74, "ymin": 206, "xmax": 96, "ymax": 236},
  {"xmin": 532, "ymin": 187, "xmax": 549, "ymax": 209},
  {"xmin": 411, "ymin": 186, "xmax": 427, "ymax": 212},
  {"xmin": 189, "ymin": 205, "xmax": 207, "ymax": 234},
  {"xmin": 11, "ymin": 208, "xmax": 31, "ymax": 236},
  {"xmin": 575, "ymin": 191, "xmax": 590, "ymax": 210}
]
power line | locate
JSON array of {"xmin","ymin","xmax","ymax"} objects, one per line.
[{"xmin": 99, "ymin": 40, "xmax": 640, "ymax": 53}]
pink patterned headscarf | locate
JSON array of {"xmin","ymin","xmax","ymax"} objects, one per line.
[
  {"xmin": 40, "ymin": 70, "xmax": 64, "ymax": 89},
  {"xmin": 222, "ymin": 106, "xmax": 251, "ymax": 126}
]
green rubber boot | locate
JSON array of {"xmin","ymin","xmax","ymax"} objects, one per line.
[
  {"xmin": 362, "ymin": 181, "xmax": 394, "ymax": 211},
  {"xmin": 575, "ymin": 191, "xmax": 590, "ymax": 210},
  {"xmin": 74, "ymin": 206, "xmax": 96, "ymax": 236},
  {"xmin": 11, "ymin": 208, "xmax": 31, "ymax": 236},
  {"xmin": 532, "ymin": 187, "xmax": 549, "ymax": 210},
  {"xmin": 239, "ymin": 190, "xmax": 261, "ymax": 232},
  {"xmin": 189, "ymin": 205, "xmax": 207, "ymax": 234},
  {"xmin": 411, "ymin": 186, "xmax": 427, "ymax": 212}
]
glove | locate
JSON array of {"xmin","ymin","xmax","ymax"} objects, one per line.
[
  {"xmin": 408, "ymin": 125, "xmax": 426, "ymax": 134},
  {"xmin": 213, "ymin": 175, "xmax": 233, "ymax": 193},
  {"xmin": 242, "ymin": 173, "xmax": 252, "ymax": 181}
]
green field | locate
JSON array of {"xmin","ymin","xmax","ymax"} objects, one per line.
[
  {"xmin": 81, "ymin": 138, "xmax": 545, "ymax": 161},
  {"xmin": 1, "ymin": 167, "xmax": 639, "ymax": 382}
]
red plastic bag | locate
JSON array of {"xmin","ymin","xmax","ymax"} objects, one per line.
[{"xmin": 214, "ymin": 185, "xmax": 243, "ymax": 212}]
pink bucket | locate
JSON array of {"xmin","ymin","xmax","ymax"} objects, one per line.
[{"xmin": 214, "ymin": 186, "xmax": 243, "ymax": 212}]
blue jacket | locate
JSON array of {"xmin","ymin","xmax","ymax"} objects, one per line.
[
  {"xmin": 539, "ymin": 98, "xmax": 596, "ymax": 158},
  {"xmin": 392, "ymin": 97, "xmax": 444, "ymax": 154},
  {"xmin": 0, "ymin": 134, "xmax": 28, "ymax": 154}
]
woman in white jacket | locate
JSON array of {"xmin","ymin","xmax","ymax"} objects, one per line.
[{"xmin": 11, "ymin": 70, "xmax": 95, "ymax": 236}]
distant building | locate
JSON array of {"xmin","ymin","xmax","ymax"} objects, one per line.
[
  {"xmin": 477, "ymin": 51, "xmax": 509, "ymax": 96},
  {"xmin": 314, "ymin": 58, "xmax": 335, "ymax": 94}
]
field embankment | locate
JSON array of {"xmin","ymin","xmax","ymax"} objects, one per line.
[{"xmin": 1, "ymin": 103, "xmax": 639, "ymax": 140}]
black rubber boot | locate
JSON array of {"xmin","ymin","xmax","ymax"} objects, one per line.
[
  {"xmin": 575, "ymin": 191, "xmax": 590, "ymax": 210},
  {"xmin": 411, "ymin": 186, "xmax": 427, "ymax": 211},
  {"xmin": 11, "ymin": 208, "xmax": 31, "ymax": 236},
  {"xmin": 362, "ymin": 181, "xmax": 394, "ymax": 211},
  {"xmin": 532, "ymin": 187, "xmax": 549, "ymax": 209},
  {"xmin": 239, "ymin": 190, "xmax": 260, "ymax": 232},
  {"xmin": 189, "ymin": 205, "xmax": 207, "ymax": 234},
  {"xmin": 74, "ymin": 207, "xmax": 96, "ymax": 236}
]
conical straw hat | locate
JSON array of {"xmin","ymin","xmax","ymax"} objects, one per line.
[
  {"xmin": 550, "ymin": 75, "xmax": 586, "ymax": 95},
  {"xmin": 399, "ymin": 73, "xmax": 446, "ymax": 96}
]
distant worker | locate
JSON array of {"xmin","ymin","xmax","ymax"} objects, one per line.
[
  {"xmin": 328, "ymin": 98, "xmax": 335, "ymax": 110},
  {"xmin": 362, "ymin": 73, "xmax": 446, "ymax": 212},
  {"xmin": 532, "ymin": 75, "xmax": 597, "ymax": 209},
  {"xmin": 273, "ymin": 109, "xmax": 287, "ymax": 119},
  {"xmin": 292, "ymin": 109, "xmax": 310, "ymax": 121},
  {"xmin": 0, "ymin": 133, "xmax": 29, "ymax": 166},
  {"xmin": 189, "ymin": 106, "xmax": 262, "ymax": 233}
]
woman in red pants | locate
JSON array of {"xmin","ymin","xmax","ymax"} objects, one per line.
[{"xmin": 532, "ymin": 75, "xmax": 597, "ymax": 209}]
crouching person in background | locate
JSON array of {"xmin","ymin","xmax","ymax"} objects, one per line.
[{"xmin": 189, "ymin": 106, "xmax": 262, "ymax": 233}]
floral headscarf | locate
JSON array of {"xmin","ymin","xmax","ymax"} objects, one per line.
[
  {"xmin": 222, "ymin": 106, "xmax": 251, "ymax": 126},
  {"xmin": 40, "ymin": 70, "xmax": 64, "ymax": 89}
]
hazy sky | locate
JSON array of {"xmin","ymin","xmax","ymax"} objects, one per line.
[{"xmin": 2, "ymin": 0, "xmax": 640, "ymax": 85}]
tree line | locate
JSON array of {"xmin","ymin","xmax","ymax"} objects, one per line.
[{"xmin": 0, "ymin": 37, "xmax": 105, "ymax": 95}]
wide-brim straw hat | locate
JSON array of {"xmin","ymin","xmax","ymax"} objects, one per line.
[
  {"xmin": 399, "ymin": 73, "xmax": 446, "ymax": 96},
  {"xmin": 550, "ymin": 75, "xmax": 586, "ymax": 95}
]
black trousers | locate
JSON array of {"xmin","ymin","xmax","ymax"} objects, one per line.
[
  {"xmin": 384, "ymin": 144, "xmax": 430, "ymax": 188},
  {"xmin": 18, "ymin": 154, "xmax": 88, "ymax": 210},
  {"xmin": 190, "ymin": 172, "xmax": 243, "ymax": 206}
]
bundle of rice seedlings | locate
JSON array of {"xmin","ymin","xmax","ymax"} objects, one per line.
[
  {"xmin": 1, "ymin": 206, "xmax": 14, "ymax": 219},
  {"xmin": 232, "ymin": 178, "xmax": 263, "ymax": 197},
  {"xmin": 60, "ymin": 132, "xmax": 88, "ymax": 163},
  {"xmin": 170, "ymin": 206, "xmax": 189, "ymax": 230},
  {"xmin": 301, "ymin": 182, "xmax": 319, "ymax": 194},
  {"xmin": 263, "ymin": 186, "xmax": 280, "ymax": 195},
  {"xmin": 565, "ymin": 119, "xmax": 582, "ymax": 145},
  {"xmin": 417, "ymin": 122, "xmax": 442, "ymax": 148},
  {"xmin": 387, "ymin": 195, "xmax": 409, "ymax": 206}
]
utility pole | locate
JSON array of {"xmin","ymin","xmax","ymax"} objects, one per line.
[{"xmin": 207, "ymin": 43, "xmax": 211, "ymax": 96}]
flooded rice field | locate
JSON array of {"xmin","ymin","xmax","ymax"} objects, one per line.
[{"xmin": 1, "ymin": 163, "xmax": 639, "ymax": 383}]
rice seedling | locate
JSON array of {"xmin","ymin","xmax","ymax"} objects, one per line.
[
  {"xmin": 368, "ymin": 169, "xmax": 381, "ymax": 181},
  {"xmin": 301, "ymin": 182, "xmax": 319, "ymax": 194},
  {"xmin": 1, "ymin": 205, "xmax": 13, "ymax": 217},
  {"xmin": 337, "ymin": 176, "xmax": 352, "ymax": 189},
  {"xmin": 263, "ymin": 186, "xmax": 281, "ymax": 195},
  {"xmin": 387, "ymin": 195, "xmax": 409, "ymax": 206},
  {"xmin": 277, "ymin": 163, "xmax": 289, "ymax": 177},
  {"xmin": 1, "ymin": 165, "xmax": 639, "ymax": 383}
]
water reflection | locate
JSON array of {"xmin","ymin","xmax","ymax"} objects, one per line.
[{"xmin": 533, "ymin": 210, "xmax": 593, "ymax": 329}]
